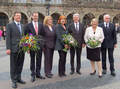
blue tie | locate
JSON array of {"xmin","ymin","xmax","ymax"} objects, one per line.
[{"xmin": 17, "ymin": 23, "xmax": 22, "ymax": 35}]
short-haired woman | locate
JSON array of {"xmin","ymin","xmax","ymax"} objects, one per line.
[
  {"xmin": 54, "ymin": 15, "xmax": 69, "ymax": 77},
  {"xmin": 84, "ymin": 18, "xmax": 104, "ymax": 78},
  {"xmin": 43, "ymin": 16, "xmax": 56, "ymax": 78}
]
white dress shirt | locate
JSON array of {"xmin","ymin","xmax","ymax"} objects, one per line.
[
  {"xmin": 74, "ymin": 22, "xmax": 79, "ymax": 31},
  {"xmin": 84, "ymin": 26, "xmax": 104, "ymax": 49},
  {"xmin": 32, "ymin": 21, "xmax": 38, "ymax": 30}
]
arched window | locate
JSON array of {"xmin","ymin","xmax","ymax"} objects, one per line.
[
  {"xmin": 67, "ymin": 14, "xmax": 73, "ymax": 26},
  {"xmin": 20, "ymin": 13, "xmax": 28, "ymax": 25},
  {"xmin": 51, "ymin": 13, "xmax": 60, "ymax": 25}
]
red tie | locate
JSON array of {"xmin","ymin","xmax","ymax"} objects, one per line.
[{"xmin": 35, "ymin": 22, "xmax": 38, "ymax": 35}]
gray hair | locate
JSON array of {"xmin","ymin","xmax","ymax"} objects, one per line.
[
  {"xmin": 104, "ymin": 14, "xmax": 110, "ymax": 19},
  {"xmin": 73, "ymin": 13, "xmax": 80, "ymax": 18}
]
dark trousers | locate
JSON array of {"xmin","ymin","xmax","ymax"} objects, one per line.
[
  {"xmin": 10, "ymin": 52, "xmax": 24, "ymax": 83},
  {"xmin": 101, "ymin": 48, "xmax": 115, "ymax": 71},
  {"xmin": 70, "ymin": 47, "xmax": 82, "ymax": 71},
  {"xmin": 30, "ymin": 50, "xmax": 42, "ymax": 77},
  {"xmin": 44, "ymin": 48, "xmax": 54, "ymax": 76},
  {"xmin": 58, "ymin": 50, "xmax": 67, "ymax": 75}
]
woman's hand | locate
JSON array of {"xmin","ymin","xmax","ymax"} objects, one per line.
[
  {"xmin": 27, "ymin": 50, "xmax": 30, "ymax": 54},
  {"xmin": 64, "ymin": 44, "xmax": 69, "ymax": 49}
]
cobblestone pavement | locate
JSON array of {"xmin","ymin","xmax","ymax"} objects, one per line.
[{"xmin": 0, "ymin": 37, "xmax": 120, "ymax": 89}]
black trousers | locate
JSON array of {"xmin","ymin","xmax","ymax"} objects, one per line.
[
  {"xmin": 70, "ymin": 47, "xmax": 82, "ymax": 71},
  {"xmin": 44, "ymin": 48, "xmax": 54, "ymax": 76},
  {"xmin": 58, "ymin": 50, "xmax": 67, "ymax": 75},
  {"xmin": 30, "ymin": 49, "xmax": 42, "ymax": 77},
  {"xmin": 101, "ymin": 48, "xmax": 115, "ymax": 71},
  {"xmin": 10, "ymin": 52, "xmax": 24, "ymax": 83}
]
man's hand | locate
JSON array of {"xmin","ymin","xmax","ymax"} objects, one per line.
[
  {"xmin": 27, "ymin": 50, "xmax": 30, "ymax": 54},
  {"xmin": 6, "ymin": 49, "xmax": 11, "ymax": 55},
  {"xmin": 82, "ymin": 44, "xmax": 85, "ymax": 48},
  {"xmin": 114, "ymin": 44, "xmax": 117, "ymax": 48},
  {"xmin": 64, "ymin": 44, "xmax": 69, "ymax": 49}
]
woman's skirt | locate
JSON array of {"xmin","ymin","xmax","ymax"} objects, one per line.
[{"xmin": 86, "ymin": 47, "xmax": 101, "ymax": 61}]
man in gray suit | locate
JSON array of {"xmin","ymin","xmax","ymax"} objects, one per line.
[{"xmin": 6, "ymin": 12, "xmax": 26, "ymax": 88}]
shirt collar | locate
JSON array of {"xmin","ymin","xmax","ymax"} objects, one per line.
[
  {"xmin": 14, "ymin": 20, "xmax": 20, "ymax": 25},
  {"xmin": 74, "ymin": 22, "xmax": 79, "ymax": 25},
  {"xmin": 32, "ymin": 21, "xmax": 38, "ymax": 25},
  {"xmin": 104, "ymin": 22, "xmax": 109, "ymax": 27}
]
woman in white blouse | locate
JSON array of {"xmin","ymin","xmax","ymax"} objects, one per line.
[{"xmin": 84, "ymin": 18, "xmax": 104, "ymax": 78}]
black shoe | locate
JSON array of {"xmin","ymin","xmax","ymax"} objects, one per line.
[
  {"xmin": 102, "ymin": 70, "xmax": 107, "ymax": 74},
  {"xmin": 99, "ymin": 75, "xmax": 102, "ymax": 78},
  {"xmin": 30, "ymin": 76, "xmax": 35, "ymax": 82},
  {"xmin": 46, "ymin": 75, "xmax": 52, "ymax": 78},
  {"xmin": 63, "ymin": 74, "xmax": 67, "ymax": 76},
  {"xmin": 59, "ymin": 75, "xmax": 63, "ymax": 77},
  {"xmin": 12, "ymin": 82, "xmax": 17, "ymax": 88},
  {"xmin": 36, "ymin": 75, "xmax": 46, "ymax": 79},
  {"xmin": 70, "ymin": 70, "xmax": 74, "ymax": 75},
  {"xmin": 76, "ymin": 70, "xmax": 81, "ymax": 74},
  {"xmin": 17, "ymin": 79, "xmax": 26, "ymax": 84},
  {"xmin": 50, "ymin": 73, "xmax": 53, "ymax": 76},
  {"xmin": 111, "ymin": 71, "xmax": 116, "ymax": 76},
  {"xmin": 90, "ymin": 70, "xmax": 96, "ymax": 75}
]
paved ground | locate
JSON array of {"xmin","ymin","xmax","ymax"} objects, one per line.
[{"xmin": 0, "ymin": 36, "xmax": 120, "ymax": 89}]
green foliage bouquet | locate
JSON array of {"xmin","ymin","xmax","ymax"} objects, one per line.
[
  {"xmin": 87, "ymin": 37, "xmax": 100, "ymax": 48},
  {"xmin": 62, "ymin": 34, "xmax": 78, "ymax": 52}
]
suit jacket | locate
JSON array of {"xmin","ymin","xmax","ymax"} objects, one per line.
[
  {"xmin": 54, "ymin": 24, "xmax": 68, "ymax": 50},
  {"xmin": 25, "ymin": 22, "xmax": 45, "ymax": 47},
  {"xmin": 6, "ymin": 22, "xmax": 25, "ymax": 53},
  {"xmin": 84, "ymin": 26, "xmax": 104, "ymax": 48},
  {"xmin": 43, "ymin": 25, "xmax": 56, "ymax": 49},
  {"xmin": 68, "ymin": 22, "xmax": 85, "ymax": 48},
  {"xmin": 98, "ymin": 22, "xmax": 117, "ymax": 48}
]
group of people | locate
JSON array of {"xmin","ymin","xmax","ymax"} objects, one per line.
[
  {"xmin": 0, "ymin": 26, "xmax": 6, "ymax": 43},
  {"xmin": 5, "ymin": 12, "xmax": 117, "ymax": 88}
]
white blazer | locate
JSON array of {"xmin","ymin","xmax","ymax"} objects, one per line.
[{"xmin": 84, "ymin": 26, "xmax": 104, "ymax": 48}]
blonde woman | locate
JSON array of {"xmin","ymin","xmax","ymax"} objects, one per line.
[
  {"xmin": 84, "ymin": 18, "xmax": 104, "ymax": 78},
  {"xmin": 43, "ymin": 16, "xmax": 56, "ymax": 78}
]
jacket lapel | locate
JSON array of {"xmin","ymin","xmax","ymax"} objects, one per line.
[{"xmin": 30, "ymin": 22, "xmax": 36, "ymax": 35}]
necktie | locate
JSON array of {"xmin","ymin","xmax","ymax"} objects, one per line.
[
  {"xmin": 35, "ymin": 22, "xmax": 38, "ymax": 35},
  {"xmin": 17, "ymin": 23, "xmax": 22, "ymax": 35},
  {"xmin": 76, "ymin": 23, "xmax": 78, "ymax": 33},
  {"xmin": 106, "ymin": 23, "xmax": 108, "ymax": 31}
]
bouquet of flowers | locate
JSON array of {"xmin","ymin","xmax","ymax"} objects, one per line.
[
  {"xmin": 87, "ymin": 37, "xmax": 100, "ymax": 48},
  {"xmin": 62, "ymin": 34, "xmax": 78, "ymax": 52},
  {"xmin": 19, "ymin": 33, "xmax": 43, "ymax": 53}
]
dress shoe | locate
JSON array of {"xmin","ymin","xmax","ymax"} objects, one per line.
[
  {"xmin": 70, "ymin": 70, "xmax": 74, "ymax": 75},
  {"xmin": 12, "ymin": 82, "xmax": 17, "ymax": 88},
  {"xmin": 17, "ymin": 79, "xmax": 26, "ymax": 84},
  {"xmin": 46, "ymin": 75, "xmax": 52, "ymax": 78},
  {"xmin": 76, "ymin": 70, "xmax": 81, "ymax": 74},
  {"xmin": 36, "ymin": 75, "xmax": 46, "ymax": 79},
  {"xmin": 50, "ymin": 73, "xmax": 53, "ymax": 76},
  {"xmin": 99, "ymin": 75, "xmax": 102, "ymax": 78},
  {"xmin": 90, "ymin": 70, "xmax": 96, "ymax": 75},
  {"xmin": 30, "ymin": 76, "xmax": 35, "ymax": 82},
  {"xmin": 102, "ymin": 70, "xmax": 107, "ymax": 74},
  {"xmin": 59, "ymin": 75, "xmax": 63, "ymax": 77},
  {"xmin": 63, "ymin": 74, "xmax": 67, "ymax": 76},
  {"xmin": 111, "ymin": 71, "xmax": 116, "ymax": 76}
]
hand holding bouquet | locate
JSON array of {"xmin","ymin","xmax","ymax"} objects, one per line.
[
  {"xmin": 87, "ymin": 37, "xmax": 100, "ymax": 48},
  {"xmin": 62, "ymin": 34, "xmax": 78, "ymax": 52}
]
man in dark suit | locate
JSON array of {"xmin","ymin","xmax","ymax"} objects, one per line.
[
  {"xmin": 6, "ymin": 12, "xmax": 26, "ymax": 88},
  {"xmin": 25, "ymin": 12, "xmax": 45, "ymax": 82},
  {"xmin": 68, "ymin": 13, "xmax": 85, "ymax": 75},
  {"xmin": 98, "ymin": 14, "xmax": 117, "ymax": 76},
  {"xmin": 115, "ymin": 23, "xmax": 120, "ymax": 39}
]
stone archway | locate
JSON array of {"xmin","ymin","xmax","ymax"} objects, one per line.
[
  {"xmin": 51, "ymin": 13, "xmax": 61, "ymax": 25},
  {"xmin": 21, "ymin": 13, "xmax": 28, "ymax": 25},
  {"xmin": 99, "ymin": 13, "xmax": 106, "ymax": 24},
  {"xmin": 0, "ymin": 12, "xmax": 9, "ymax": 27},
  {"xmin": 113, "ymin": 14, "xmax": 120, "ymax": 25},
  {"xmin": 38, "ymin": 13, "xmax": 45, "ymax": 24},
  {"xmin": 82, "ymin": 13, "xmax": 95, "ymax": 26},
  {"xmin": 66, "ymin": 13, "xmax": 73, "ymax": 26}
]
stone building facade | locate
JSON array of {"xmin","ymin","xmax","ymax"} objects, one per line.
[{"xmin": 0, "ymin": 0, "xmax": 120, "ymax": 28}]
